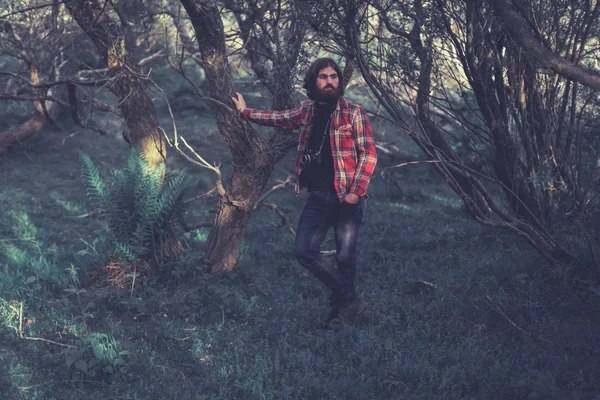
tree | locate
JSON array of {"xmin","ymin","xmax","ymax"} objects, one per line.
[
  {"xmin": 64, "ymin": 0, "xmax": 166, "ymax": 169},
  {"xmin": 175, "ymin": 0, "xmax": 310, "ymax": 274},
  {"xmin": 0, "ymin": 1, "xmax": 166, "ymax": 168},
  {"xmin": 0, "ymin": 1, "xmax": 65, "ymax": 154}
]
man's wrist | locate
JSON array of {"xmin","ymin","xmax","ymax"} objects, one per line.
[{"xmin": 348, "ymin": 186, "xmax": 366, "ymax": 197}]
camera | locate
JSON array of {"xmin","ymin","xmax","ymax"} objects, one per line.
[{"xmin": 301, "ymin": 149, "xmax": 321, "ymax": 165}]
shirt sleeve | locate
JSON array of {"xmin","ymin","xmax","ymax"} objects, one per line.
[
  {"xmin": 241, "ymin": 102, "xmax": 307, "ymax": 129},
  {"xmin": 349, "ymin": 105, "xmax": 377, "ymax": 196}
]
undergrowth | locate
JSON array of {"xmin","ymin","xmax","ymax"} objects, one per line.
[{"xmin": 0, "ymin": 95, "xmax": 598, "ymax": 400}]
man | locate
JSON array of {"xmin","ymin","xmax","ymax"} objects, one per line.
[{"xmin": 232, "ymin": 58, "xmax": 377, "ymax": 327}]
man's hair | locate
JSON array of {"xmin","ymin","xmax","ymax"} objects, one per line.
[{"xmin": 303, "ymin": 58, "xmax": 345, "ymax": 100}]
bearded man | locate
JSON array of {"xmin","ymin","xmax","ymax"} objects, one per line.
[{"xmin": 232, "ymin": 58, "xmax": 377, "ymax": 327}]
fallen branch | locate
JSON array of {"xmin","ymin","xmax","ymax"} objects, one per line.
[
  {"xmin": 21, "ymin": 336, "xmax": 77, "ymax": 349},
  {"xmin": 11, "ymin": 301, "xmax": 77, "ymax": 348},
  {"xmin": 75, "ymin": 209, "xmax": 106, "ymax": 218}
]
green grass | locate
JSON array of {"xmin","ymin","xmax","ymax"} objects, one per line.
[{"xmin": 0, "ymin": 88, "xmax": 599, "ymax": 400}]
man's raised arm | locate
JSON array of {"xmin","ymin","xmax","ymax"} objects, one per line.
[{"xmin": 232, "ymin": 92, "xmax": 305, "ymax": 129}]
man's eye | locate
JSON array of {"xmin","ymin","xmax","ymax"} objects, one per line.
[{"xmin": 319, "ymin": 75, "xmax": 327, "ymax": 79}]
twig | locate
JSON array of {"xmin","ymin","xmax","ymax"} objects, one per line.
[
  {"xmin": 19, "ymin": 301, "xmax": 23, "ymax": 337},
  {"xmin": 130, "ymin": 264, "xmax": 136, "ymax": 298},
  {"xmin": 0, "ymin": 237, "xmax": 36, "ymax": 242},
  {"xmin": 138, "ymin": 50, "xmax": 164, "ymax": 67},
  {"xmin": 260, "ymin": 202, "xmax": 296, "ymax": 235},
  {"xmin": 13, "ymin": 301, "xmax": 76, "ymax": 348},
  {"xmin": 0, "ymin": 0, "xmax": 68, "ymax": 18},
  {"xmin": 148, "ymin": 77, "xmax": 177, "ymax": 145},
  {"xmin": 379, "ymin": 159, "xmax": 443, "ymax": 171},
  {"xmin": 254, "ymin": 176, "xmax": 295, "ymax": 208},
  {"xmin": 184, "ymin": 187, "xmax": 217, "ymax": 203},
  {"xmin": 75, "ymin": 209, "xmax": 106, "ymax": 218},
  {"xmin": 406, "ymin": 279, "xmax": 437, "ymax": 289},
  {"xmin": 21, "ymin": 337, "xmax": 77, "ymax": 349},
  {"xmin": 158, "ymin": 105, "xmax": 226, "ymax": 198},
  {"xmin": 166, "ymin": 58, "xmax": 236, "ymax": 112},
  {"xmin": 483, "ymin": 295, "xmax": 551, "ymax": 344}
]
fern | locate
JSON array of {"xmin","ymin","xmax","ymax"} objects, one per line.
[
  {"xmin": 115, "ymin": 242, "xmax": 139, "ymax": 262},
  {"xmin": 81, "ymin": 147, "xmax": 191, "ymax": 268},
  {"xmin": 80, "ymin": 152, "xmax": 107, "ymax": 207}
]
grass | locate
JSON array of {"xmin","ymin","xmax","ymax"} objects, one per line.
[{"xmin": 0, "ymin": 84, "xmax": 599, "ymax": 400}]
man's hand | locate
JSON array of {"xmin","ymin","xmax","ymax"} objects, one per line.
[
  {"xmin": 231, "ymin": 92, "xmax": 247, "ymax": 113},
  {"xmin": 344, "ymin": 193, "xmax": 360, "ymax": 204}
]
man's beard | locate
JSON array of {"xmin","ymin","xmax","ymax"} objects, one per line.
[{"xmin": 316, "ymin": 85, "xmax": 342, "ymax": 102}]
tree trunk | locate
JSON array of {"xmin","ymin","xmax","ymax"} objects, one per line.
[
  {"xmin": 407, "ymin": 18, "xmax": 489, "ymax": 213},
  {"xmin": 0, "ymin": 112, "xmax": 47, "ymax": 155},
  {"xmin": 0, "ymin": 64, "xmax": 54, "ymax": 154},
  {"xmin": 65, "ymin": 0, "xmax": 166, "ymax": 169},
  {"xmin": 180, "ymin": 0, "xmax": 274, "ymax": 274}
]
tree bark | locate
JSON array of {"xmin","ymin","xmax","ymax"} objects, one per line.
[
  {"xmin": 180, "ymin": 0, "xmax": 274, "ymax": 274},
  {"xmin": 65, "ymin": 0, "xmax": 166, "ymax": 169}
]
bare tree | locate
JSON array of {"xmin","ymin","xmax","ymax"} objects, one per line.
[
  {"xmin": 308, "ymin": 0, "xmax": 600, "ymax": 269},
  {"xmin": 0, "ymin": 1, "xmax": 65, "ymax": 154},
  {"xmin": 64, "ymin": 0, "xmax": 166, "ymax": 169}
]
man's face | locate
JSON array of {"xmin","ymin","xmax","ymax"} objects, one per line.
[{"xmin": 315, "ymin": 66, "xmax": 341, "ymax": 102}]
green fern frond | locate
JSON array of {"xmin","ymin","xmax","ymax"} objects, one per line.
[
  {"xmin": 80, "ymin": 152, "xmax": 106, "ymax": 206},
  {"xmin": 115, "ymin": 242, "xmax": 139, "ymax": 262},
  {"xmin": 155, "ymin": 170, "xmax": 190, "ymax": 226}
]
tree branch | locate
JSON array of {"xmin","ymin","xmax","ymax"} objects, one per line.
[{"xmin": 489, "ymin": 0, "xmax": 600, "ymax": 91}]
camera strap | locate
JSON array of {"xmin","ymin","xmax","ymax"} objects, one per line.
[{"xmin": 315, "ymin": 117, "xmax": 332, "ymax": 156}]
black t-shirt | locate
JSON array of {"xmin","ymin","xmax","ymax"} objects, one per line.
[{"xmin": 304, "ymin": 101, "xmax": 337, "ymax": 192}]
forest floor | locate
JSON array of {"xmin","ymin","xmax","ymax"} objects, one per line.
[{"xmin": 1, "ymin": 83, "xmax": 599, "ymax": 400}]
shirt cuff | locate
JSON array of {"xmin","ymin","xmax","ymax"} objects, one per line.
[
  {"xmin": 348, "ymin": 185, "xmax": 366, "ymax": 197},
  {"xmin": 241, "ymin": 108, "xmax": 252, "ymax": 119}
]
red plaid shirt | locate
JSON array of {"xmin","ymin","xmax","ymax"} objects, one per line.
[{"xmin": 242, "ymin": 97, "xmax": 377, "ymax": 201}]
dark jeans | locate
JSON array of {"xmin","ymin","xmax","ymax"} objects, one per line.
[{"xmin": 294, "ymin": 191, "xmax": 367, "ymax": 308}]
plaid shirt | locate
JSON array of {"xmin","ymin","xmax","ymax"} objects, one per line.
[{"xmin": 242, "ymin": 97, "xmax": 377, "ymax": 201}]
